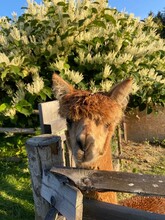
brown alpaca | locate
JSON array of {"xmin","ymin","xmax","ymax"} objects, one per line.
[{"xmin": 52, "ymin": 73, "xmax": 165, "ymax": 214}]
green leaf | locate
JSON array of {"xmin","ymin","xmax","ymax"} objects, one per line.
[
  {"xmin": 0, "ymin": 103, "xmax": 7, "ymax": 112},
  {"xmin": 47, "ymin": 6, "xmax": 55, "ymax": 15},
  {"xmin": 39, "ymin": 91, "xmax": 47, "ymax": 101},
  {"xmin": 104, "ymin": 14, "xmax": 116, "ymax": 25},
  {"xmin": 16, "ymin": 100, "xmax": 32, "ymax": 107},
  {"xmin": 61, "ymin": 31, "xmax": 69, "ymax": 40},
  {"xmin": 57, "ymin": 2, "xmax": 65, "ymax": 6},
  {"xmin": 63, "ymin": 13, "xmax": 70, "ymax": 18},
  {"xmin": 1, "ymin": 69, "xmax": 8, "ymax": 80},
  {"xmin": 79, "ymin": 19, "xmax": 86, "ymax": 27},
  {"xmin": 11, "ymin": 66, "xmax": 24, "ymax": 78},
  {"xmin": 16, "ymin": 100, "xmax": 32, "ymax": 116},
  {"xmin": 64, "ymin": 63, "xmax": 70, "ymax": 69},
  {"xmin": 91, "ymin": 7, "xmax": 98, "ymax": 14},
  {"xmin": 42, "ymin": 87, "xmax": 52, "ymax": 98},
  {"xmin": 10, "ymin": 65, "xmax": 20, "ymax": 74},
  {"xmin": 93, "ymin": 37, "xmax": 105, "ymax": 44},
  {"xmin": 93, "ymin": 20, "xmax": 106, "ymax": 29}
]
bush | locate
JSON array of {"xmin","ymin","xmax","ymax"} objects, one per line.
[{"xmin": 0, "ymin": 0, "xmax": 164, "ymax": 128}]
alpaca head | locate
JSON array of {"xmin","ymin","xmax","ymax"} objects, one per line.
[{"xmin": 52, "ymin": 74, "xmax": 132, "ymax": 168}]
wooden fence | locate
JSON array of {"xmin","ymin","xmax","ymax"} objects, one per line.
[
  {"xmin": 0, "ymin": 110, "xmax": 38, "ymax": 134},
  {"xmin": 26, "ymin": 101, "xmax": 165, "ymax": 220}
]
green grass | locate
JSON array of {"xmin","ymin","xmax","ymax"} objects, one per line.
[{"xmin": 0, "ymin": 135, "xmax": 34, "ymax": 220}]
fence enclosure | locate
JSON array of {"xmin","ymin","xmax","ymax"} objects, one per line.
[{"xmin": 26, "ymin": 101, "xmax": 165, "ymax": 220}]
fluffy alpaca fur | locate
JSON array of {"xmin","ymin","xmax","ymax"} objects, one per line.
[
  {"xmin": 120, "ymin": 196, "xmax": 165, "ymax": 214},
  {"xmin": 52, "ymin": 73, "xmax": 165, "ymax": 214},
  {"xmin": 59, "ymin": 91, "xmax": 122, "ymax": 125}
]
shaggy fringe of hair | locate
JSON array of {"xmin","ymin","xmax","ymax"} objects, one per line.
[{"xmin": 59, "ymin": 90, "xmax": 123, "ymax": 124}]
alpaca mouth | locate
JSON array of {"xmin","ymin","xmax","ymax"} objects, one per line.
[
  {"xmin": 76, "ymin": 149, "xmax": 93, "ymax": 164},
  {"xmin": 76, "ymin": 152, "xmax": 87, "ymax": 163}
]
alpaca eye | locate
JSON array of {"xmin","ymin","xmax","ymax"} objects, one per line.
[{"xmin": 66, "ymin": 118, "xmax": 73, "ymax": 128}]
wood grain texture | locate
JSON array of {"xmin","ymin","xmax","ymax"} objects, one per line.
[
  {"xmin": 41, "ymin": 171, "xmax": 83, "ymax": 220},
  {"xmin": 50, "ymin": 167, "xmax": 165, "ymax": 197}
]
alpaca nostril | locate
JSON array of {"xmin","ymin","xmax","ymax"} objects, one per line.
[
  {"xmin": 77, "ymin": 136, "xmax": 94, "ymax": 152},
  {"xmin": 77, "ymin": 138, "xmax": 85, "ymax": 152}
]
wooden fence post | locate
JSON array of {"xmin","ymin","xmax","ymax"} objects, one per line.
[{"xmin": 26, "ymin": 134, "xmax": 65, "ymax": 220}]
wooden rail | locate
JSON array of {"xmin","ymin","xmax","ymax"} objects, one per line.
[
  {"xmin": 50, "ymin": 167, "xmax": 165, "ymax": 197},
  {"xmin": 83, "ymin": 198, "xmax": 165, "ymax": 220},
  {"xmin": 0, "ymin": 127, "xmax": 35, "ymax": 134}
]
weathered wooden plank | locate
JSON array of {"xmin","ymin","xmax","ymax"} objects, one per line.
[
  {"xmin": 38, "ymin": 100, "xmax": 66, "ymax": 134},
  {"xmin": 83, "ymin": 198, "xmax": 165, "ymax": 220},
  {"xmin": 0, "ymin": 127, "xmax": 35, "ymax": 134},
  {"xmin": 41, "ymin": 170, "xmax": 165, "ymax": 220},
  {"xmin": 41, "ymin": 171, "xmax": 83, "ymax": 220},
  {"xmin": 26, "ymin": 134, "xmax": 60, "ymax": 148},
  {"xmin": 50, "ymin": 119, "xmax": 66, "ymax": 136},
  {"xmin": 50, "ymin": 167, "xmax": 165, "ymax": 197},
  {"xmin": 38, "ymin": 100, "xmax": 60, "ymax": 132},
  {"xmin": 26, "ymin": 134, "xmax": 65, "ymax": 220}
]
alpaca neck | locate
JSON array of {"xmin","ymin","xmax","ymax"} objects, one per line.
[{"xmin": 87, "ymin": 142, "xmax": 113, "ymax": 171}]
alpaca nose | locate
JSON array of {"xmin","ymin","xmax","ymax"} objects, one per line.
[{"xmin": 76, "ymin": 135, "xmax": 94, "ymax": 152}]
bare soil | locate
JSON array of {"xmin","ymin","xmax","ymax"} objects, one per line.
[
  {"xmin": 116, "ymin": 141, "xmax": 165, "ymax": 201},
  {"xmin": 120, "ymin": 141, "xmax": 165, "ymax": 175}
]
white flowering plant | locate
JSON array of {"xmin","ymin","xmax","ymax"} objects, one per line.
[{"xmin": 0, "ymin": 0, "xmax": 164, "ymax": 128}]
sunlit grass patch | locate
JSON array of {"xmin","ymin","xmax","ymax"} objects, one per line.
[{"xmin": 0, "ymin": 135, "xmax": 34, "ymax": 220}]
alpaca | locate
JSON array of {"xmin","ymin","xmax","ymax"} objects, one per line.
[{"xmin": 52, "ymin": 73, "xmax": 165, "ymax": 214}]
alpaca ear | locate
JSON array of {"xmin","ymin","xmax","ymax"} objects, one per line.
[
  {"xmin": 52, "ymin": 73, "xmax": 74, "ymax": 100},
  {"xmin": 108, "ymin": 78, "xmax": 132, "ymax": 109}
]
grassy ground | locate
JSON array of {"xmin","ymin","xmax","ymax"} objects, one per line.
[
  {"xmin": 0, "ymin": 135, "xmax": 34, "ymax": 220},
  {"xmin": 0, "ymin": 134, "xmax": 164, "ymax": 219}
]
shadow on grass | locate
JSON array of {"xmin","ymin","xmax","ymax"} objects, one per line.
[{"xmin": 0, "ymin": 159, "xmax": 34, "ymax": 220}]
